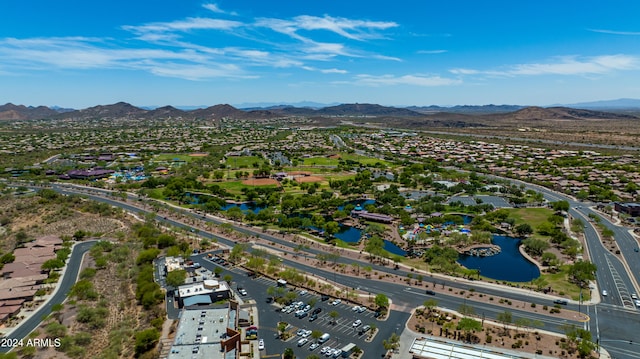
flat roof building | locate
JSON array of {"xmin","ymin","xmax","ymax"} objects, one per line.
[
  {"xmin": 167, "ymin": 305, "xmax": 240, "ymax": 359},
  {"xmin": 175, "ymin": 280, "xmax": 231, "ymax": 308}
]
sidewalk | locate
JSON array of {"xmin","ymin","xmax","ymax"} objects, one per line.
[{"xmin": 397, "ymin": 320, "xmax": 612, "ymax": 359}]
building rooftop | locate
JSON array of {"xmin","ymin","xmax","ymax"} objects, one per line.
[
  {"xmin": 168, "ymin": 306, "xmax": 236, "ymax": 359},
  {"xmin": 177, "ymin": 280, "xmax": 230, "ymax": 299}
]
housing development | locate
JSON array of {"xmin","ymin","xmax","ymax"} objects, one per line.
[{"xmin": 0, "ymin": 102, "xmax": 639, "ymax": 359}]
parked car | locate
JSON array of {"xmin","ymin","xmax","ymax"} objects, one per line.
[
  {"xmin": 352, "ymin": 319, "xmax": 362, "ymax": 327},
  {"xmin": 238, "ymin": 288, "xmax": 248, "ymax": 296},
  {"xmin": 312, "ymin": 307, "xmax": 322, "ymax": 315},
  {"xmin": 297, "ymin": 338, "xmax": 308, "ymax": 347},
  {"xmin": 359, "ymin": 325, "xmax": 371, "ymax": 335},
  {"xmin": 321, "ymin": 295, "xmax": 330, "ymax": 301},
  {"xmin": 309, "ymin": 343, "xmax": 320, "ymax": 350},
  {"xmin": 331, "ymin": 299, "xmax": 341, "ymax": 306}
]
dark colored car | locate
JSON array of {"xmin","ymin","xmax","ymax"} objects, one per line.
[
  {"xmin": 312, "ymin": 307, "xmax": 322, "ymax": 315},
  {"xmin": 321, "ymin": 295, "xmax": 330, "ymax": 301},
  {"xmin": 553, "ymin": 299, "xmax": 568, "ymax": 305},
  {"xmin": 426, "ymin": 290, "xmax": 436, "ymax": 295}
]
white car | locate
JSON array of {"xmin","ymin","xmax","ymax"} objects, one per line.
[
  {"xmin": 635, "ymin": 299, "xmax": 640, "ymax": 307},
  {"xmin": 258, "ymin": 339, "xmax": 264, "ymax": 350},
  {"xmin": 602, "ymin": 290, "xmax": 608, "ymax": 296},
  {"xmin": 297, "ymin": 338, "xmax": 308, "ymax": 347},
  {"xmin": 299, "ymin": 290, "xmax": 308, "ymax": 296},
  {"xmin": 352, "ymin": 305, "xmax": 361, "ymax": 312},
  {"xmin": 331, "ymin": 299, "xmax": 341, "ymax": 306},
  {"xmin": 320, "ymin": 347, "xmax": 330, "ymax": 354},
  {"xmin": 352, "ymin": 319, "xmax": 362, "ymax": 327},
  {"xmin": 309, "ymin": 343, "xmax": 320, "ymax": 350},
  {"xmin": 632, "ymin": 293, "xmax": 638, "ymax": 300},
  {"xmin": 296, "ymin": 328, "xmax": 306, "ymax": 336},
  {"xmin": 238, "ymin": 288, "xmax": 248, "ymax": 296},
  {"xmin": 357, "ymin": 306, "xmax": 366, "ymax": 313},
  {"xmin": 302, "ymin": 329, "xmax": 312, "ymax": 338}
]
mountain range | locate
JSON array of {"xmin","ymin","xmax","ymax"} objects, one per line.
[{"xmin": 1, "ymin": 100, "xmax": 639, "ymax": 122}]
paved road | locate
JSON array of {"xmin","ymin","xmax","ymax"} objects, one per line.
[
  {"xmin": 27, "ymin": 182, "xmax": 640, "ymax": 358},
  {"xmin": 0, "ymin": 240, "xmax": 96, "ymax": 353}
]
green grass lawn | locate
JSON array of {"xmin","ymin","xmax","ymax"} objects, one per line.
[
  {"xmin": 302, "ymin": 156, "xmax": 340, "ymax": 166},
  {"xmin": 542, "ymin": 266, "xmax": 587, "ymax": 301},
  {"xmin": 506, "ymin": 207, "xmax": 554, "ymax": 227},
  {"xmin": 153, "ymin": 153, "xmax": 199, "ymax": 163},
  {"xmin": 225, "ymin": 156, "xmax": 264, "ymax": 168}
]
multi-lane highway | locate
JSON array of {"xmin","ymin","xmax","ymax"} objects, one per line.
[{"xmin": 15, "ymin": 181, "xmax": 640, "ymax": 358}]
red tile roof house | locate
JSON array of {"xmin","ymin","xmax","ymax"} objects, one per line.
[{"xmin": 0, "ymin": 235, "xmax": 62, "ymax": 324}]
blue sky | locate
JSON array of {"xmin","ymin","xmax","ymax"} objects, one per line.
[{"xmin": 1, "ymin": 0, "xmax": 639, "ymax": 108}]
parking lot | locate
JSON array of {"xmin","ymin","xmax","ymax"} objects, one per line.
[
  {"xmin": 250, "ymin": 275, "xmax": 378, "ymax": 358},
  {"xmin": 193, "ymin": 252, "xmax": 398, "ymax": 358}
]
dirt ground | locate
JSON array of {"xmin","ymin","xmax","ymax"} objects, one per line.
[
  {"xmin": 294, "ymin": 175, "xmax": 325, "ymax": 183},
  {"xmin": 407, "ymin": 308, "xmax": 590, "ymax": 359}
]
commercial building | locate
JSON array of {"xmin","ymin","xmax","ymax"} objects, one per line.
[
  {"xmin": 167, "ymin": 304, "xmax": 241, "ymax": 359},
  {"xmin": 174, "ymin": 280, "xmax": 231, "ymax": 308}
]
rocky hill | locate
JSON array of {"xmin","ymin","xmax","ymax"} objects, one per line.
[{"xmin": 1, "ymin": 101, "xmax": 638, "ymax": 122}]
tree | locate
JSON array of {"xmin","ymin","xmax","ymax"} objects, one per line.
[
  {"xmin": 283, "ymin": 347, "xmax": 295, "ymax": 359},
  {"xmin": 278, "ymin": 322, "xmax": 288, "ymax": 338},
  {"xmin": 568, "ymin": 261, "xmax": 597, "ymax": 287},
  {"xmin": 375, "ymin": 293, "xmax": 389, "ymax": 310},
  {"xmin": 457, "ymin": 317, "xmax": 482, "ymax": 342},
  {"xmin": 552, "ymin": 200, "xmax": 570, "ymax": 212},
  {"xmin": 514, "ymin": 223, "xmax": 533, "ymax": 237},
  {"xmin": 41, "ymin": 258, "xmax": 65, "ymax": 272},
  {"xmin": 311, "ymin": 330, "xmax": 322, "ymax": 342},
  {"xmin": 522, "ymin": 238, "xmax": 550, "ymax": 256},
  {"xmin": 496, "ymin": 310, "xmax": 512, "ymax": 335},
  {"xmin": 166, "ymin": 269, "xmax": 186, "ymax": 287},
  {"xmin": 382, "ymin": 332, "xmax": 400, "ymax": 351},
  {"xmin": 135, "ymin": 328, "xmax": 160, "ymax": 356},
  {"xmin": 328, "ymin": 310, "xmax": 339, "ymax": 325},
  {"xmin": 365, "ymin": 235, "xmax": 385, "ymax": 262},
  {"xmin": 423, "ymin": 299, "xmax": 438, "ymax": 316}
]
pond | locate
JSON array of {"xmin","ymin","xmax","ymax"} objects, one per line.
[
  {"xmin": 457, "ymin": 235, "xmax": 540, "ymax": 282},
  {"xmin": 221, "ymin": 202, "xmax": 266, "ymax": 214},
  {"xmin": 333, "ymin": 224, "xmax": 407, "ymax": 256}
]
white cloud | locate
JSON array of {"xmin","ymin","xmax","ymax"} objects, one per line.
[
  {"xmin": 255, "ymin": 15, "xmax": 397, "ymax": 42},
  {"xmin": 292, "ymin": 15, "xmax": 397, "ymax": 41},
  {"xmin": 0, "ymin": 9, "xmax": 401, "ymax": 81},
  {"xmin": 203, "ymin": 3, "xmax": 224, "ymax": 14},
  {"xmin": 302, "ymin": 66, "xmax": 348, "ymax": 74},
  {"xmin": 353, "ymin": 74, "xmax": 461, "ymax": 86},
  {"xmin": 123, "ymin": 17, "xmax": 242, "ymax": 36},
  {"xmin": 450, "ymin": 55, "xmax": 640, "ymax": 77},
  {"xmin": 418, "ymin": 50, "xmax": 447, "ymax": 54},
  {"xmin": 321, "ymin": 68, "xmax": 348, "ymax": 74},
  {"xmin": 589, "ymin": 29, "xmax": 640, "ymax": 36}
]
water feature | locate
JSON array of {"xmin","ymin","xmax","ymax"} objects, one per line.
[
  {"xmin": 457, "ymin": 235, "xmax": 540, "ymax": 282},
  {"xmin": 383, "ymin": 240, "xmax": 407, "ymax": 256},
  {"xmin": 330, "ymin": 224, "xmax": 406, "ymax": 256},
  {"xmin": 221, "ymin": 202, "xmax": 266, "ymax": 214}
]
